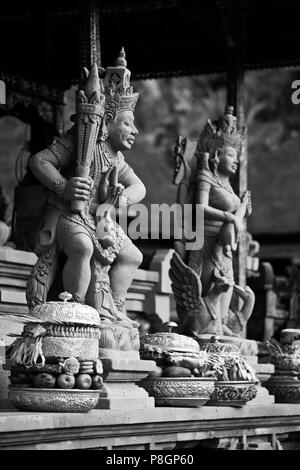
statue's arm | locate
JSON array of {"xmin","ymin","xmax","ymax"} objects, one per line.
[
  {"xmin": 29, "ymin": 134, "xmax": 91, "ymax": 203},
  {"xmin": 118, "ymin": 162, "xmax": 146, "ymax": 205},
  {"xmin": 29, "ymin": 138, "xmax": 74, "ymax": 196},
  {"xmin": 235, "ymin": 190, "xmax": 252, "ymax": 220}
]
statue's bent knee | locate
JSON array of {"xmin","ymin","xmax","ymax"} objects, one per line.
[
  {"xmin": 119, "ymin": 243, "xmax": 143, "ymax": 267},
  {"xmin": 64, "ymin": 233, "xmax": 93, "ymax": 260}
]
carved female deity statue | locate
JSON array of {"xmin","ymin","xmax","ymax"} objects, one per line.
[
  {"xmin": 169, "ymin": 106, "xmax": 255, "ymax": 339},
  {"xmin": 26, "ymin": 50, "xmax": 144, "ymax": 348}
]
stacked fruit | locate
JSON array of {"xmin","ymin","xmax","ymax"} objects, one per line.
[
  {"xmin": 9, "ymin": 356, "xmax": 103, "ymax": 390},
  {"xmin": 141, "ymin": 333, "xmax": 257, "ymax": 382}
]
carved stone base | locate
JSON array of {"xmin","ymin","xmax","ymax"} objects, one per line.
[
  {"xmin": 246, "ymin": 383, "xmax": 275, "ymax": 406},
  {"xmin": 247, "ymin": 362, "xmax": 275, "ymax": 405},
  {"xmin": 97, "ymin": 382, "xmax": 155, "ymax": 410},
  {"xmin": 155, "ymin": 397, "xmax": 208, "ymax": 407},
  {"xmin": 97, "ymin": 351, "xmax": 156, "ymax": 410}
]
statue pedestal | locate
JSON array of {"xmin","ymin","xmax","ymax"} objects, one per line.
[{"xmin": 97, "ymin": 350, "xmax": 156, "ymax": 410}]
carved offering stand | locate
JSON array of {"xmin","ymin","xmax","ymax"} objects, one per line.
[
  {"xmin": 139, "ymin": 326, "xmax": 215, "ymax": 407},
  {"xmin": 265, "ymin": 329, "xmax": 300, "ymax": 403},
  {"xmin": 7, "ymin": 293, "xmax": 103, "ymax": 412}
]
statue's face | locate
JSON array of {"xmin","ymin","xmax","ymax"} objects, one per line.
[
  {"xmin": 107, "ymin": 110, "xmax": 138, "ymax": 152},
  {"xmin": 218, "ymin": 146, "xmax": 238, "ymax": 175}
]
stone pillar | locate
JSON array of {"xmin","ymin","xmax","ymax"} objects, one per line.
[{"xmin": 227, "ymin": 48, "xmax": 247, "ymax": 291}]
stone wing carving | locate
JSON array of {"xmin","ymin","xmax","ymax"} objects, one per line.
[
  {"xmin": 169, "ymin": 251, "xmax": 202, "ymax": 314},
  {"xmin": 169, "ymin": 252, "xmax": 224, "ymax": 337}
]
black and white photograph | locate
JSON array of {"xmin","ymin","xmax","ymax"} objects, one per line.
[{"xmin": 0, "ymin": 0, "xmax": 300, "ymax": 454}]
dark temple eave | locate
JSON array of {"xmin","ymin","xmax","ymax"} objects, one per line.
[{"xmin": 0, "ymin": 0, "xmax": 299, "ymax": 90}]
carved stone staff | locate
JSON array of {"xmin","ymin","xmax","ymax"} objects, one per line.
[{"xmin": 71, "ymin": 63, "xmax": 105, "ymax": 213}]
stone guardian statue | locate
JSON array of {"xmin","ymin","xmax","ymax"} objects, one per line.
[{"xmin": 26, "ymin": 50, "xmax": 145, "ymax": 350}]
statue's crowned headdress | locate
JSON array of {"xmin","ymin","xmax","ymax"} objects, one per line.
[
  {"xmin": 102, "ymin": 48, "xmax": 139, "ymax": 119},
  {"xmin": 196, "ymin": 106, "xmax": 243, "ymax": 156}
]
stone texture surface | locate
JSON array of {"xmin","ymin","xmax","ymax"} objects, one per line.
[
  {"xmin": 2, "ymin": 404, "xmax": 300, "ymax": 450},
  {"xmin": 246, "ymin": 383, "xmax": 275, "ymax": 406},
  {"xmin": 97, "ymin": 382, "xmax": 154, "ymax": 410}
]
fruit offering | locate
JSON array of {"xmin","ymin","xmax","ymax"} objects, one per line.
[
  {"xmin": 9, "ymin": 357, "xmax": 104, "ymax": 391},
  {"xmin": 141, "ymin": 332, "xmax": 215, "ymax": 378}
]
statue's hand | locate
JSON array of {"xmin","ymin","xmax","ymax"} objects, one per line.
[
  {"xmin": 63, "ymin": 177, "xmax": 92, "ymax": 201},
  {"xmin": 104, "ymin": 183, "xmax": 125, "ymax": 207},
  {"xmin": 109, "ymin": 183, "xmax": 125, "ymax": 200},
  {"xmin": 95, "ymin": 183, "xmax": 124, "ymax": 222},
  {"xmin": 226, "ymin": 213, "xmax": 243, "ymax": 242},
  {"xmin": 241, "ymin": 190, "xmax": 252, "ymax": 216}
]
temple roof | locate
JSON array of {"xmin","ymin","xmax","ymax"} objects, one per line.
[{"xmin": 0, "ymin": 0, "xmax": 300, "ymax": 89}]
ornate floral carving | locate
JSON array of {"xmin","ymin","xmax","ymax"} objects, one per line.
[
  {"xmin": 209, "ymin": 381, "xmax": 257, "ymax": 405},
  {"xmin": 140, "ymin": 377, "xmax": 214, "ymax": 399},
  {"xmin": 103, "ymin": 48, "xmax": 139, "ymax": 119},
  {"xmin": 42, "ymin": 336, "xmax": 99, "ymax": 360},
  {"xmin": 270, "ymin": 385, "xmax": 300, "ymax": 401},
  {"xmin": 30, "ymin": 298, "xmax": 101, "ymax": 325},
  {"xmin": 9, "ymin": 387, "xmax": 100, "ymax": 412},
  {"xmin": 265, "ymin": 378, "xmax": 300, "ymax": 403},
  {"xmin": 272, "ymin": 354, "xmax": 300, "ymax": 372}
]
